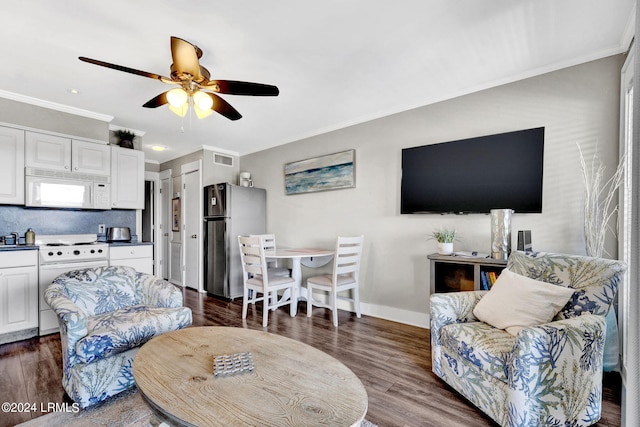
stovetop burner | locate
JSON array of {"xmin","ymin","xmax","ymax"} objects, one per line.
[
  {"xmin": 43, "ymin": 242, "xmax": 98, "ymax": 247},
  {"xmin": 37, "ymin": 234, "xmax": 109, "ymax": 264},
  {"xmin": 36, "ymin": 233, "xmax": 100, "ymax": 247}
]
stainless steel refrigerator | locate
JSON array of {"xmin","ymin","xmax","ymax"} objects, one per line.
[{"xmin": 203, "ymin": 183, "xmax": 266, "ymax": 299}]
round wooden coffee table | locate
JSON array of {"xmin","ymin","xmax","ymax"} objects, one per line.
[{"xmin": 133, "ymin": 326, "xmax": 368, "ymax": 426}]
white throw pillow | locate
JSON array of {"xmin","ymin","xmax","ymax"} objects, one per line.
[{"xmin": 473, "ymin": 268, "xmax": 575, "ymax": 335}]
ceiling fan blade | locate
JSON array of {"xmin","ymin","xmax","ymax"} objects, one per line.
[
  {"xmin": 79, "ymin": 57, "xmax": 172, "ymax": 83},
  {"xmin": 205, "ymin": 80, "xmax": 279, "ymax": 96},
  {"xmin": 170, "ymin": 36, "xmax": 202, "ymax": 79},
  {"xmin": 206, "ymin": 92, "xmax": 242, "ymax": 120},
  {"xmin": 142, "ymin": 92, "xmax": 169, "ymax": 108}
]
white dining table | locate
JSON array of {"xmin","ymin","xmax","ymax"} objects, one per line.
[{"xmin": 265, "ymin": 248, "xmax": 334, "ymax": 312}]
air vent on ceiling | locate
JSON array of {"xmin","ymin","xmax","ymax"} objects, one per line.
[{"xmin": 214, "ymin": 153, "xmax": 233, "ymax": 167}]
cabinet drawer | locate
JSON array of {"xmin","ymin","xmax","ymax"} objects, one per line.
[
  {"xmin": 0, "ymin": 251, "xmax": 37, "ymax": 268},
  {"xmin": 110, "ymin": 245, "xmax": 153, "ymax": 260}
]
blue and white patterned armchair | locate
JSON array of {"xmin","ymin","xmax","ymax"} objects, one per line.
[
  {"xmin": 44, "ymin": 265, "xmax": 192, "ymax": 408},
  {"xmin": 430, "ymin": 251, "xmax": 626, "ymax": 427}
]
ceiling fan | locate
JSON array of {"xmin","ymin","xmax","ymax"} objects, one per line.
[{"xmin": 79, "ymin": 36, "xmax": 279, "ymax": 120}]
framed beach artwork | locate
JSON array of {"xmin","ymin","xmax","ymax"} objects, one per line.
[{"xmin": 284, "ymin": 149, "xmax": 356, "ymax": 195}]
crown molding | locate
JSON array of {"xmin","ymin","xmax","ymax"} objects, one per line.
[
  {"xmin": 108, "ymin": 124, "xmax": 146, "ymax": 136},
  {"xmin": 0, "ymin": 89, "xmax": 113, "ymax": 122},
  {"xmin": 620, "ymin": 2, "xmax": 636, "ymax": 52}
]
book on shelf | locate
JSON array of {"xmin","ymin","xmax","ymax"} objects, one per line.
[
  {"xmin": 480, "ymin": 271, "xmax": 489, "ymax": 290},
  {"xmin": 488, "ymin": 271, "xmax": 498, "ymax": 285}
]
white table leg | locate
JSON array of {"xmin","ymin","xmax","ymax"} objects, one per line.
[{"xmin": 280, "ymin": 258, "xmax": 302, "ymax": 316}]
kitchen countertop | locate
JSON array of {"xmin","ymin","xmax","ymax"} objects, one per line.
[
  {"xmin": 0, "ymin": 242, "xmax": 154, "ymax": 251},
  {"xmin": 0, "ymin": 245, "xmax": 39, "ymax": 252},
  {"xmin": 107, "ymin": 241, "xmax": 154, "ymax": 246}
]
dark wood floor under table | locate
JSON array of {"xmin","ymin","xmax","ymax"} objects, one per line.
[{"xmin": 0, "ymin": 287, "xmax": 622, "ymax": 427}]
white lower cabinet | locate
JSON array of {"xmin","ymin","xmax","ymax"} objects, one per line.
[
  {"xmin": 0, "ymin": 251, "xmax": 38, "ymax": 341},
  {"xmin": 109, "ymin": 245, "xmax": 153, "ymax": 275}
]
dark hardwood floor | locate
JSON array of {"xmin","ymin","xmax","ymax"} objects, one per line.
[{"xmin": 0, "ymin": 287, "xmax": 622, "ymax": 427}]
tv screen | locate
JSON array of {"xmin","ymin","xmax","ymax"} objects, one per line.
[{"xmin": 401, "ymin": 127, "xmax": 544, "ymax": 214}]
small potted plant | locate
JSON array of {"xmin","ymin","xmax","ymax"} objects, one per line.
[
  {"xmin": 429, "ymin": 228, "xmax": 457, "ymax": 255},
  {"xmin": 114, "ymin": 129, "xmax": 136, "ymax": 149}
]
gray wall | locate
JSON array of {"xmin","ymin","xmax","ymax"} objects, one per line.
[
  {"xmin": 241, "ymin": 55, "xmax": 625, "ymax": 326},
  {"xmin": 0, "ymin": 98, "xmax": 109, "ymax": 141}
]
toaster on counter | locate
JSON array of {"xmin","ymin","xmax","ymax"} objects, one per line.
[{"xmin": 107, "ymin": 227, "xmax": 131, "ymax": 242}]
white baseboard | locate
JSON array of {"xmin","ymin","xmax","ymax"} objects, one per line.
[{"xmin": 337, "ymin": 299, "xmax": 430, "ymax": 329}]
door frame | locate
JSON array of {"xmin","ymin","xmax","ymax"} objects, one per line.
[
  {"xmin": 143, "ymin": 170, "xmax": 162, "ymax": 277},
  {"xmin": 159, "ymin": 169, "xmax": 172, "ymax": 280}
]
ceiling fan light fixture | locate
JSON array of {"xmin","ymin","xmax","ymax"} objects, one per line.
[
  {"xmin": 194, "ymin": 103, "xmax": 214, "ymax": 119},
  {"xmin": 167, "ymin": 88, "xmax": 188, "ymax": 108},
  {"xmin": 193, "ymin": 91, "xmax": 213, "ymax": 111},
  {"xmin": 80, "ymin": 36, "xmax": 278, "ymax": 122},
  {"xmin": 168, "ymin": 103, "xmax": 188, "ymax": 117}
]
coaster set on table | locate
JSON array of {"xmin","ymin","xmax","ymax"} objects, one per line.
[{"xmin": 213, "ymin": 352, "xmax": 255, "ymax": 377}]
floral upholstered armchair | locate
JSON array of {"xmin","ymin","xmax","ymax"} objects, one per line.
[
  {"xmin": 45, "ymin": 265, "xmax": 192, "ymax": 407},
  {"xmin": 430, "ymin": 251, "xmax": 625, "ymax": 427}
]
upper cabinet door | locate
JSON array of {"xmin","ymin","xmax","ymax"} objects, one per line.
[
  {"xmin": 0, "ymin": 126, "xmax": 25, "ymax": 205},
  {"xmin": 25, "ymin": 132, "xmax": 71, "ymax": 171},
  {"xmin": 71, "ymin": 140, "xmax": 111, "ymax": 175},
  {"xmin": 111, "ymin": 146, "xmax": 144, "ymax": 209}
]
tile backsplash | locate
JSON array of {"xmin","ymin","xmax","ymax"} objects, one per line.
[{"xmin": 0, "ymin": 206, "xmax": 136, "ymax": 242}]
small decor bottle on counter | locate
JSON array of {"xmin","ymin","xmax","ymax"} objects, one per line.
[{"xmin": 25, "ymin": 228, "xmax": 36, "ymax": 245}]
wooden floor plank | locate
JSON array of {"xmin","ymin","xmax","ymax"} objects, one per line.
[
  {"xmin": 0, "ymin": 286, "xmax": 622, "ymax": 427},
  {"xmin": 0, "ymin": 354, "xmax": 31, "ymax": 426}
]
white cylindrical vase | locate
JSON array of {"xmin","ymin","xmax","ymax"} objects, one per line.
[
  {"xmin": 491, "ymin": 209, "xmax": 513, "ymax": 260},
  {"xmin": 437, "ymin": 242, "xmax": 454, "ymax": 255}
]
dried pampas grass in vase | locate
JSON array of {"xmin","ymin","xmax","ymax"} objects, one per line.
[{"xmin": 578, "ymin": 143, "xmax": 625, "ymax": 258}]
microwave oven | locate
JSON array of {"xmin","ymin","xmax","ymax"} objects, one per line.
[{"xmin": 25, "ymin": 168, "xmax": 111, "ymax": 210}]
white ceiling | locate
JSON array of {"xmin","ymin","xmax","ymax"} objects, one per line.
[{"xmin": 0, "ymin": 1, "xmax": 635, "ymax": 163}]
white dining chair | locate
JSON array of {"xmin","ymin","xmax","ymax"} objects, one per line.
[
  {"xmin": 306, "ymin": 235, "xmax": 364, "ymax": 327},
  {"xmin": 249, "ymin": 234, "xmax": 291, "ymax": 277},
  {"xmin": 250, "ymin": 233, "xmax": 291, "ymax": 310},
  {"xmin": 238, "ymin": 235, "xmax": 297, "ymax": 327}
]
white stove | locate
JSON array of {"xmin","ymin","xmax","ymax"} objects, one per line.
[
  {"xmin": 37, "ymin": 234, "xmax": 109, "ymax": 264},
  {"xmin": 37, "ymin": 234, "xmax": 110, "ymax": 335}
]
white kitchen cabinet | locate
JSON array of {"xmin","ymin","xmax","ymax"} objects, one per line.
[
  {"xmin": 109, "ymin": 245, "xmax": 153, "ymax": 274},
  {"xmin": 0, "ymin": 251, "xmax": 38, "ymax": 340},
  {"xmin": 71, "ymin": 140, "xmax": 111, "ymax": 175},
  {"xmin": 25, "ymin": 132, "xmax": 71, "ymax": 171},
  {"xmin": 0, "ymin": 126, "xmax": 25, "ymax": 205},
  {"xmin": 25, "ymin": 132, "xmax": 110, "ymax": 175},
  {"xmin": 111, "ymin": 146, "xmax": 145, "ymax": 209}
]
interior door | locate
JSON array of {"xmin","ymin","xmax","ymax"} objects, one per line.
[{"xmin": 183, "ymin": 169, "xmax": 201, "ymax": 290}]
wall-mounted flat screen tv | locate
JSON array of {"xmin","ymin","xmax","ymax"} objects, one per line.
[{"xmin": 401, "ymin": 127, "xmax": 544, "ymax": 214}]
